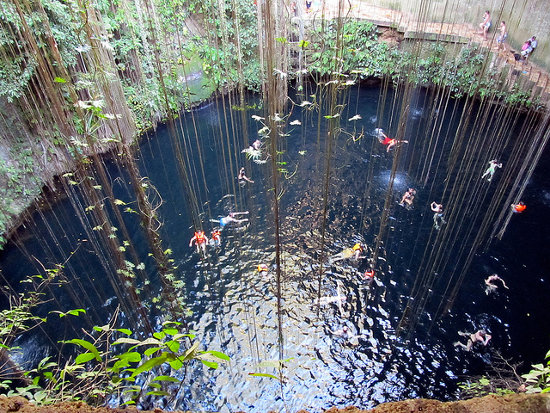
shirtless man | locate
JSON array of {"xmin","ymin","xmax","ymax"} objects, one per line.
[
  {"xmin": 455, "ymin": 329, "xmax": 492, "ymax": 351},
  {"xmin": 485, "ymin": 274, "xmax": 509, "ymax": 294},
  {"xmin": 238, "ymin": 167, "xmax": 254, "ymax": 185},
  {"xmin": 399, "ymin": 188, "xmax": 417, "ymax": 207},
  {"xmin": 211, "ymin": 211, "xmax": 249, "ymax": 229},
  {"xmin": 430, "ymin": 201, "xmax": 447, "ymax": 230}
]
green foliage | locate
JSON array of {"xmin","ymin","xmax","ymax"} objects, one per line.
[
  {"xmin": 522, "ymin": 350, "xmax": 550, "ymax": 393},
  {"xmin": 0, "ymin": 0, "xmax": 79, "ymax": 100},
  {"xmin": 458, "ymin": 376, "xmax": 515, "ymax": 399},
  {"xmin": 2, "ymin": 318, "xmax": 229, "ymax": 407}
]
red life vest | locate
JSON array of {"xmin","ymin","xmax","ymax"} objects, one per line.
[
  {"xmin": 195, "ymin": 231, "xmax": 206, "ymax": 243},
  {"xmin": 364, "ymin": 270, "xmax": 375, "ymax": 278},
  {"xmin": 212, "ymin": 230, "xmax": 221, "ymax": 240},
  {"xmin": 514, "ymin": 203, "xmax": 526, "ymax": 213}
]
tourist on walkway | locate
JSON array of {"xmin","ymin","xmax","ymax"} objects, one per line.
[
  {"xmin": 478, "ymin": 11, "xmax": 491, "ymax": 40},
  {"xmin": 497, "ymin": 21, "xmax": 507, "ymax": 51}
]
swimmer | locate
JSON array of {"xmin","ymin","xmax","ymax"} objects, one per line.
[
  {"xmin": 257, "ymin": 263, "xmax": 269, "ymax": 276},
  {"xmin": 211, "ymin": 229, "xmax": 221, "ymax": 247},
  {"xmin": 362, "ymin": 268, "xmax": 375, "ymax": 281},
  {"xmin": 242, "ymin": 140, "xmax": 263, "ymax": 160},
  {"xmin": 238, "ymin": 167, "xmax": 254, "ymax": 185},
  {"xmin": 454, "ymin": 329, "xmax": 492, "ymax": 351},
  {"xmin": 211, "ymin": 211, "xmax": 249, "ymax": 229},
  {"xmin": 317, "ymin": 294, "xmax": 347, "ymax": 306},
  {"xmin": 485, "ymin": 274, "xmax": 509, "ymax": 295},
  {"xmin": 399, "ymin": 188, "xmax": 417, "ymax": 207},
  {"xmin": 375, "ymin": 128, "xmax": 408, "ymax": 152},
  {"xmin": 331, "ymin": 326, "xmax": 351, "ymax": 337},
  {"xmin": 430, "ymin": 201, "xmax": 447, "ymax": 230},
  {"xmin": 189, "ymin": 230, "xmax": 208, "ymax": 254},
  {"xmin": 481, "ymin": 160, "xmax": 502, "ymax": 182},
  {"xmin": 329, "ymin": 243, "xmax": 365, "ymax": 263},
  {"xmin": 511, "ymin": 202, "xmax": 526, "ymax": 213},
  {"xmin": 330, "ymin": 326, "xmax": 364, "ymax": 346}
]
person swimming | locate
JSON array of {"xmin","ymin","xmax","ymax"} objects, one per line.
[
  {"xmin": 189, "ymin": 230, "xmax": 208, "ymax": 254},
  {"xmin": 511, "ymin": 202, "xmax": 526, "ymax": 213},
  {"xmin": 481, "ymin": 160, "xmax": 502, "ymax": 182},
  {"xmin": 257, "ymin": 263, "xmax": 269, "ymax": 276},
  {"xmin": 211, "ymin": 211, "xmax": 249, "ymax": 228},
  {"xmin": 238, "ymin": 167, "xmax": 254, "ymax": 185},
  {"xmin": 329, "ymin": 243, "xmax": 365, "ymax": 263},
  {"xmin": 485, "ymin": 274, "xmax": 509, "ymax": 294},
  {"xmin": 430, "ymin": 201, "xmax": 447, "ymax": 230},
  {"xmin": 211, "ymin": 229, "xmax": 221, "ymax": 247},
  {"xmin": 362, "ymin": 268, "xmax": 375, "ymax": 281},
  {"xmin": 399, "ymin": 188, "xmax": 416, "ymax": 208},
  {"xmin": 454, "ymin": 329, "xmax": 492, "ymax": 351},
  {"xmin": 375, "ymin": 128, "xmax": 408, "ymax": 152}
]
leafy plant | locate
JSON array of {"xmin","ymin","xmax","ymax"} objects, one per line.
[
  {"xmin": 522, "ymin": 350, "xmax": 550, "ymax": 393},
  {"xmin": 3, "ymin": 314, "xmax": 229, "ymax": 408}
]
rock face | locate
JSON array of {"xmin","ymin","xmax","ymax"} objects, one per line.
[{"xmin": 2, "ymin": 394, "xmax": 549, "ymax": 412}]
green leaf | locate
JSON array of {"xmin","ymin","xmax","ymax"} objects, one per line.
[
  {"xmin": 168, "ymin": 359, "xmax": 183, "ymax": 370},
  {"xmin": 165, "ymin": 340, "xmax": 180, "ymax": 353},
  {"xmin": 54, "ymin": 77, "xmax": 67, "ymax": 83},
  {"xmin": 67, "ymin": 309, "xmax": 86, "ymax": 317},
  {"xmin": 181, "ymin": 342, "xmax": 200, "ymax": 362},
  {"xmin": 146, "ymin": 390, "xmax": 170, "ymax": 396},
  {"xmin": 152, "ymin": 375, "xmax": 180, "ymax": 383},
  {"xmin": 200, "ymin": 360, "xmax": 218, "ymax": 369},
  {"xmin": 112, "ymin": 338, "xmax": 141, "ymax": 346},
  {"xmin": 153, "ymin": 332, "xmax": 166, "ymax": 340},
  {"xmin": 63, "ymin": 339, "xmax": 101, "ymax": 362},
  {"xmin": 200, "ymin": 351, "xmax": 230, "ymax": 362},
  {"xmin": 116, "ymin": 329, "xmax": 132, "ymax": 336},
  {"xmin": 248, "ymin": 372, "xmax": 279, "ymax": 379},
  {"xmin": 131, "ymin": 354, "xmax": 168, "ymax": 378},
  {"xmin": 144, "ymin": 347, "xmax": 161, "ymax": 357},
  {"xmin": 75, "ymin": 352, "xmax": 97, "ymax": 364},
  {"xmin": 116, "ymin": 352, "xmax": 141, "ymax": 363},
  {"xmin": 163, "ymin": 328, "xmax": 179, "ymax": 336}
]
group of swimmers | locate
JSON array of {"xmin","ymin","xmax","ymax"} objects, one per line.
[
  {"xmin": 188, "ymin": 211, "xmax": 250, "ymax": 254},
  {"xmin": 453, "ymin": 274, "xmax": 509, "ymax": 352}
]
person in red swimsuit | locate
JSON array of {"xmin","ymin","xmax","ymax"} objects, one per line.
[
  {"xmin": 362, "ymin": 268, "xmax": 375, "ymax": 281},
  {"xmin": 375, "ymin": 128, "xmax": 408, "ymax": 152},
  {"xmin": 511, "ymin": 202, "xmax": 526, "ymax": 213}
]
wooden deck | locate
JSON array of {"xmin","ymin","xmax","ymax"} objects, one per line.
[{"xmin": 305, "ymin": 1, "xmax": 550, "ymax": 102}]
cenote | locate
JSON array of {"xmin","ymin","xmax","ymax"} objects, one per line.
[{"xmin": 2, "ymin": 82, "xmax": 550, "ymax": 411}]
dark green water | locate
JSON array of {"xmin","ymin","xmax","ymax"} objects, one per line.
[{"xmin": 1, "ymin": 85, "xmax": 550, "ymax": 411}]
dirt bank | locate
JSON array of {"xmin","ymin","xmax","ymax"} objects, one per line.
[{"xmin": 2, "ymin": 393, "xmax": 549, "ymax": 412}]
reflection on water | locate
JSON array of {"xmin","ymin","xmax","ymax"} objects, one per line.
[{"xmin": 2, "ymin": 85, "xmax": 550, "ymax": 412}]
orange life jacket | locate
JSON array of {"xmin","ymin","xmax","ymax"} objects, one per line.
[
  {"xmin": 364, "ymin": 270, "xmax": 375, "ymax": 278},
  {"xmin": 514, "ymin": 203, "xmax": 526, "ymax": 213},
  {"xmin": 195, "ymin": 231, "xmax": 206, "ymax": 243},
  {"xmin": 212, "ymin": 230, "xmax": 221, "ymax": 240}
]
